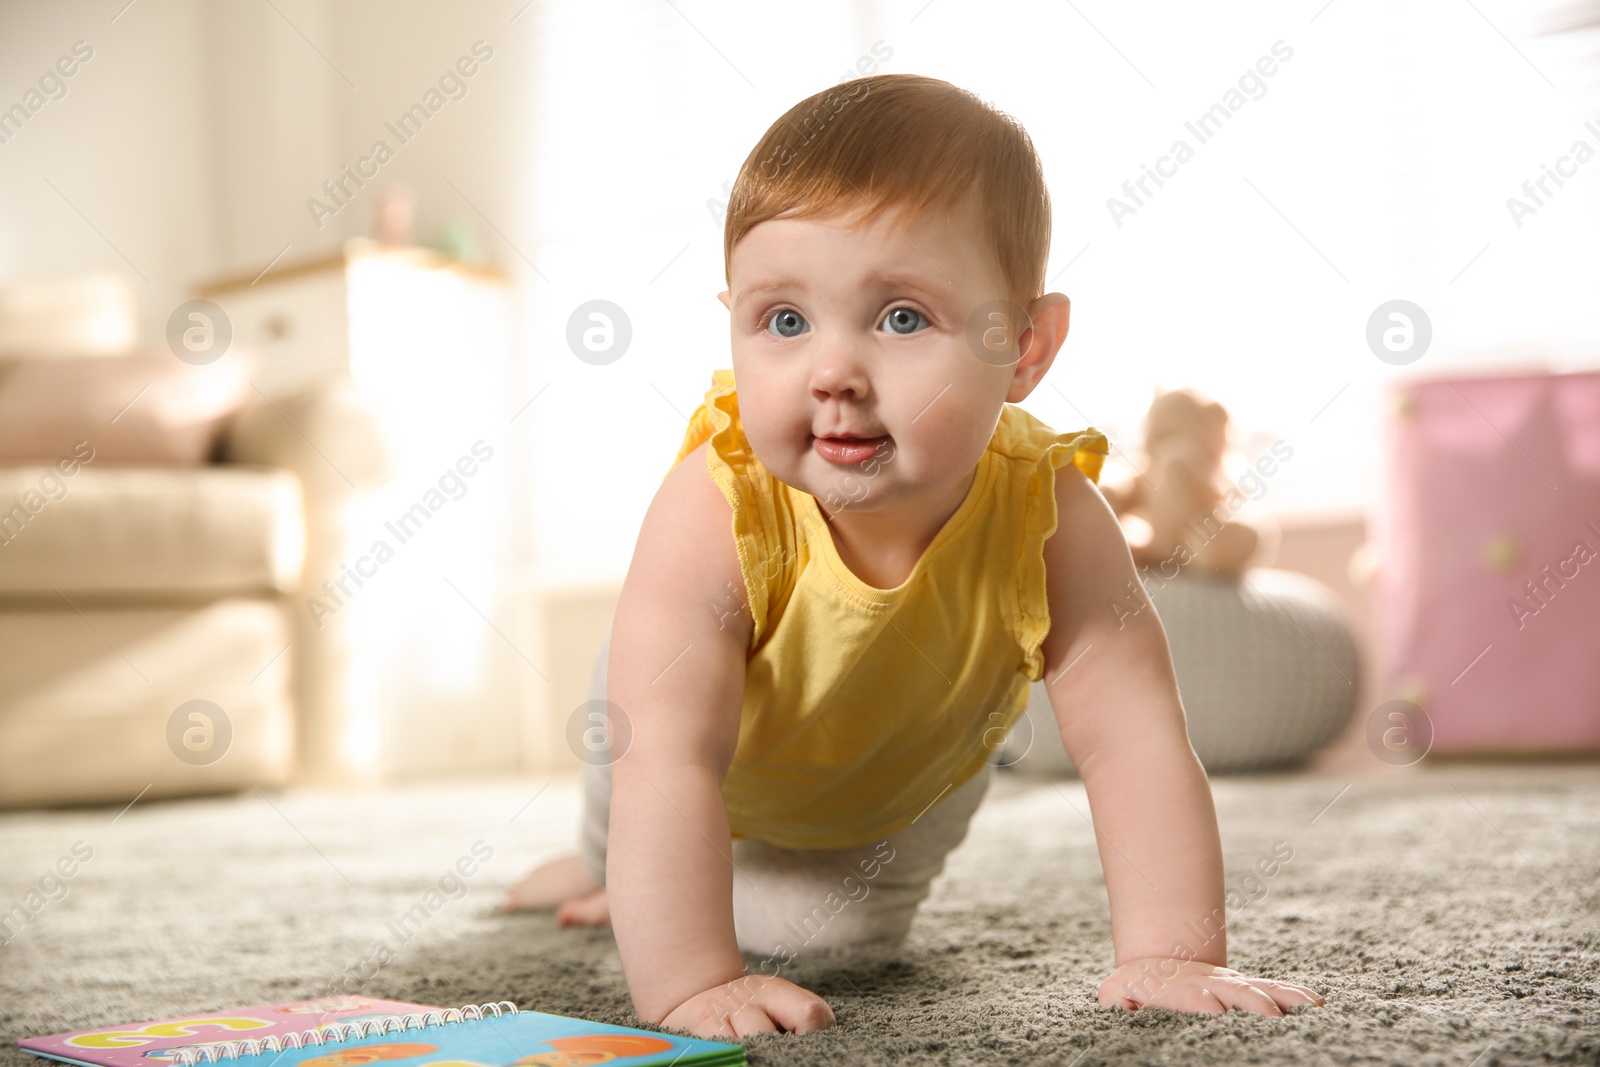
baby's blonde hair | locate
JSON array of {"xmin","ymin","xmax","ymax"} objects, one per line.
[{"xmin": 724, "ymin": 73, "xmax": 1051, "ymax": 307}]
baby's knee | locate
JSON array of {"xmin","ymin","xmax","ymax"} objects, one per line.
[{"xmin": 732, "ymin": 867, "xmax": 925, "ymax": 958}]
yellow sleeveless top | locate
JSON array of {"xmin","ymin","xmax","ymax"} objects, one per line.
[{"xmin": 665, "ymin": 369, "xmax": 1109, "ymax": 850}]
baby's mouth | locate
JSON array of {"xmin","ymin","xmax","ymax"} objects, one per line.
[{"xmin": 811, "ymin": 433, "xmax": 890, "ymax": 465}]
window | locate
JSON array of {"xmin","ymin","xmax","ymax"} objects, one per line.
[{"xmin": 516, "ymin": 0, "xmax": 1600, "ymax": 583}]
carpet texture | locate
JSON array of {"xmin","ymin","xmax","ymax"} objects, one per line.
[{"xmin": 2, "ymin": 762, "xmax": 1597, "ymax": 1066}]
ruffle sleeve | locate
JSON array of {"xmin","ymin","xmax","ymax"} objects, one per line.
[
  {"xmin": 1015, "ymin": 427, "xmax": 1111, "ymax": 682},
  {"xmin": 665, "ymin": 369, "xmax": 783, "ymax": 651}
]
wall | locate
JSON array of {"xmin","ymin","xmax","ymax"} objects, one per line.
[
  {"xmin": 0, "ymin": 0, "xmax": 215, "ymax": 341},
  {"xmin": 1, "ymin": 0, "xmax": 541, "ymax": 779}
]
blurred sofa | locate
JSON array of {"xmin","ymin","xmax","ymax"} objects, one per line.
[{"xmin": 0, "ymin": 343, "xmax": 391, "ymax": 808}]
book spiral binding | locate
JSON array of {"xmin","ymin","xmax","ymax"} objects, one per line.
[{"xmin": 168, "ymin": 1003, "xmax": 521, "ymax": 1066}]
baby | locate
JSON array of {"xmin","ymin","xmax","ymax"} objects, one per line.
[{"xmin": 506, "ymin": 72, "xmax": 1325, "ymax": 1038}]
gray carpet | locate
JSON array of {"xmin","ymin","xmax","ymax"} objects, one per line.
[{"xmin": 2, "ymin": 762, "xmax": 1597, "ymax": 1066}]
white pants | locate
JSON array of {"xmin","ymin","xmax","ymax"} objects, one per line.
[{"xmin": 577, "ymin": 626, "xmax": 993, "ymax": 959}]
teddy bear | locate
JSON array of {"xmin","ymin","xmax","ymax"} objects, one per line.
[{"xmin": 1098, "ymin": 387, "xmax": 1275, "ymax": 580}]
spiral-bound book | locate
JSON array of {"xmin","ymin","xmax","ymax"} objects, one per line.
[{"xmin": 17, "ymin": 995, "xmax": 745, "ymax": 1067}]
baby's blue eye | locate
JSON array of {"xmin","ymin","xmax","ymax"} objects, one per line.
[
  {"xmin": 883, "ymin": 307, "xmax": 928, "ymax": 335},
  {"xmin": 766, "ymin": 309, "xmax": 808, "ymax": 339}
]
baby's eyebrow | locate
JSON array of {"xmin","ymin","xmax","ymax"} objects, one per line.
[
  {"xmin": 736, "ymin": 280, "xmax": 797, "ymax": 303},
  {"xmin": 735, "ymin": 273, "xmax": 947, "ymax": 305},
  {"xmin": 871, "ymin": 274, "xmax": 947, "ymax": 300}
]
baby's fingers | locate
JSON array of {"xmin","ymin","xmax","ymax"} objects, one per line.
[
  {"xmin": 662, "ymin": 997, "xmax": 768, "ymax": 1041},
  {"xmin": 1142, "ymin": 981, "xmax": 1228, "ymax": 1015},
  {"xmin": 757, "ymin": 988, "xmax": 836, "ymax": 1034},
  {"xmin": 724, "ymin": 1003, "xmax": 780, "ymax": 1039},
  {"xmin": 1210, "ymin": 977, "xmax": 1287, "ymax": 1017},
  {"xmin": 1251, "ymin": 979, "xmax": 1325, "ymax": 1011}
]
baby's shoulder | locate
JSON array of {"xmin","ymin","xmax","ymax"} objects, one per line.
[
  {"xmin": 633, "ymin": 437, "xmax": 751, "ymax": 641},
  {"xmin": 1049, "ymin": 456, "xmax": 1104, "ymax": 508},
  {"xmin": 654, "ymin": 438, "xmax": 733, "ymax": 544},
  {"xmin": 1043, "ymin": 459, "xmax": 1119, "ymax": 546}
]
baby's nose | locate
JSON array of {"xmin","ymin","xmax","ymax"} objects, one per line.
[{"xmin": 808, "ymin": 339, "xmax": 871, "ymax": 400}]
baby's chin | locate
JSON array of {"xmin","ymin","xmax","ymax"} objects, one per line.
[
  {"xmin": 806, "ymin": 467, "xmax": 914, "ymax": 511},
  {"xmin": 750, "ymin": 433, "xmax": 904, "ymax": 495}
]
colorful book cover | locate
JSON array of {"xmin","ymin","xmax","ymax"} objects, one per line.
[{"xmin": 18, "ymin": 997, "xmax": 745, "ymax": 1067}]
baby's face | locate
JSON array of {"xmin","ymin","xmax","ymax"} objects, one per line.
[{"xmin": 719, "ymin": 193, "xmax": 1020, "ymax": 514}]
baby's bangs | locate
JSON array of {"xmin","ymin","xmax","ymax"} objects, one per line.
[{"xmin": 724, "ymin": 73, "xmax": 1050, "ymax": 306}]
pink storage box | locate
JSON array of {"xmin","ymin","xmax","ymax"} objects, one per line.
[{"xmin": 1374, "ymin": 368, "xmax": 1600, "ymax": 753}]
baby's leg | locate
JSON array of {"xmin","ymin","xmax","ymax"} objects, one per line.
[
  {"xmin": 512, "ymin": 620, "xmax": 994, "ymax": 953},
  {"xmin": 729, "ymin": 763, "xmax": 993, "ymax": 959},
  {"xmin": 503, "ymin": 628, "xmax": 614, "ymax": 917},
  {"xmin": 546, "ymin": 739, "xmax": 993, "ymax": 950},
  {"xmin": 500, "ymin": 756, "xmax": 612, "ymax": 918}
]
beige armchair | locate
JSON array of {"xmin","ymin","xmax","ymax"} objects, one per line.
[{"xmin": 0, "ymin": 376, "xmax": 392, "ymax": 808}]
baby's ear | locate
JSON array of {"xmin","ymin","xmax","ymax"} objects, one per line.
[{"xmin": 717, "ymin": 290, "xmax": 732, "ymax": 311}]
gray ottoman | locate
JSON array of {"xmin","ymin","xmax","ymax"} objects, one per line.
[{"xmin": 1000, "ymin": 568, "xmax": 1361, "ymax": 776}]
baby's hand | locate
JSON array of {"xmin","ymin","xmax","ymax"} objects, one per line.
[
  {"xmin": 1098, "ymin": 957, "xmax": 1325, "ymax": 1017},
  {"xmin": 660, "ymin": 974, "xmax": 835, "ymax": 1039}
]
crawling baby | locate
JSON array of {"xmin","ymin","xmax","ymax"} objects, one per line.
[{"xmin": 506, "ymin": 72, "xmax": 1324, "ymax": 1039}]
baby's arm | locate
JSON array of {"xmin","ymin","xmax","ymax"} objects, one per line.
[
  {"xmin": 606, "ymin": 441, "xmax": 835, "ymax": 1038},
  {"xmin": 1038, "ymin": 464, "xmax": 1325, "ymax": 1016}
]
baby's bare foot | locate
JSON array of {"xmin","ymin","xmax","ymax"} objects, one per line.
[
  {"xmin": 556, "ymin": 887, "xmax": 610, "ymax": 927},
  {"xmin": 502, "ymin": 853, "xmax": 601, "ymax": 911}
]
